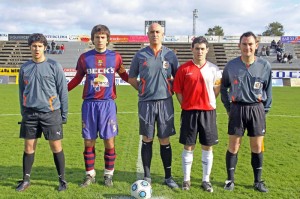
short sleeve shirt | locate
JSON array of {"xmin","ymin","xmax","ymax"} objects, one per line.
[
  {"xmin": 129, "ymin": 46, "xmax": 179, "ymax": 101},
  {"xmin": 173, "ymin": 61, "xmax": 221, "ymax": 110}
]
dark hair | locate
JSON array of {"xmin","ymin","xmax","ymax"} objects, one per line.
[
  {"xmin": 239, "ymin": 31, "xmax": 257, "ymax": 43},
  {"xmin": 28, "ymin": 33, "xmax": 48, "ymax": 47},
  {"xmin": 91, "ymin": 24, "xmax": 110, "ymax": 45},
  {"xmin": 192, "ymin": 36, "xmax": 209, "ymax": 48}
]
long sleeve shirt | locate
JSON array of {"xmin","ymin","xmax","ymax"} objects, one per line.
[
  {"xmin": 221, "ymin": 56, "xmax": 272, "ymax": 113},
  {"xmin": 19, "ymin": 58, "xmax": 68, "ymax": 120}
]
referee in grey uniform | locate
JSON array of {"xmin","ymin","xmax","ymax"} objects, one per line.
[
  {"xmin": 128, "ymin": 23, "xmax": 179, "ymax": 188},
  {"xmin": 17, "ymin": 33, "xmax": 68, "ymax": 192},
  {"xmin": 221, "ymin": 31, "xmax": 272, "ymax": 193}
]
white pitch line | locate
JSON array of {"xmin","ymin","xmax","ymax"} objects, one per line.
[
  {"xmin": 1, "ymin": 112, "xmax": 165, "ymax": 198},
  {"xmin": 136, "ymin": 136, "xmax": 168, "ymax": 199}
]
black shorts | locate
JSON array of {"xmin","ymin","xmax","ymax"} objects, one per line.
[
  {"xmin": 179, "ymin": 109, "xmax": 218, "ymax": 146},
  {"xmin": 228, "ymin": 102, "xmax": 266, "ymax": 137},
  {"xmin": 20, "ymin": 108, "xmax": 63, "ymax": 140},
  {"xmin": 138, "ymin": 98, "xmax": 176, "ymax": 139}
]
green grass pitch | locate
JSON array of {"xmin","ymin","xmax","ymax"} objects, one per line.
[{"xmin": 0, "ymin": 85, "xmax": 299, "ymax": 198}]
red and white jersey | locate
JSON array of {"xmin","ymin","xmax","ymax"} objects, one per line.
[{"xmin": 173, "ymin": 60, "xmax": 221, "ymax": 110}]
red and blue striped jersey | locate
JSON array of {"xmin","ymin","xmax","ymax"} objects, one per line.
[{"xmin": 69, "ymin": 49, "xmax": 128, "ymax": 100}]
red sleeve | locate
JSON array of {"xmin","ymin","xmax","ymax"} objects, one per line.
[
  {"xmin": 116, "ymin": 54, "xmax": 129, "ymax": 82},
  {"xmin": 68, "ymin": 55, "xmax": 86, "ymax": 91},
  {"xmin": 118, "ymin": 70, "xmax": 129, "ymax": 82},
  {"xmin": 68, "ymin": 72, "xmax": 84, "ymax": 91}
]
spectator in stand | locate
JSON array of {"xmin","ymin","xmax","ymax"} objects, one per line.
[
  {"xmin": 271, "ymin": 40, "xmax": 276, "ymax": 49},
  {"xmin": 255, "ymin": 48, "xmax": 258, "ymax": 56},
  {"xmin": 276, "ymin": 40, "xmax": 281, "ymax": 48},
  {"xmin": 276, "ymin": 45, "xmax": 283, "ymax": 54},
  {"xmin": 266, "ymin": 46, "xmax": 270, "ymax": 56},
  {"xmin": 276, "ymin": 40, "xmax": 284, "ymax": 53},
  {"xmin": 279, "ymin": 42, "xmax": 284, "ymax": 52},
  {"xmin": 46, "ymin": 44, "xmax": 51, "ymax": 54},
  {"xmin": 277, "ymin": 51, "xmax": 282, "ymax": 62},
  {"xmin": 55, "ymin": 44, "xmax": 60, "ymax": 54},
  {"xmin": 60, "ymin": 44, "xmax": 65, "ymax": 54},
  {"xmin": 261, "ymin": 46, "xmax": 266, "ymax": 56},
  {"xmin": 287, "ymin": 53, "xmax": 293, "ymax": 64},
  {"xmin": 51, "ymin": 40, "xmax": 56, "ymax": 53},
  {"xmin": 282, "ymin": 53, "xmax": 288, "ymax": 63}
]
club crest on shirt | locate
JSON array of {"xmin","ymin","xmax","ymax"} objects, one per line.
[
  {"xmin": 97, "ymin": 59, "xmax": 103, "ymax": 67},
  {"xmin": 91, "ymin": 74, "xmax": 109, "ymax": 92}
]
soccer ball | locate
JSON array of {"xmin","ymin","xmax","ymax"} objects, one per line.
[{"xmin": 130, "ymin": 180, "xmax": 152, "ymax": 199}]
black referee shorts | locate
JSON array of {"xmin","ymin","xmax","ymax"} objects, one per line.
[
  {"xmin": 20, "ymin": 108, "xmax": 63, "ymax": 140},
  {"xmin": 228, "ymin": 102, "xmax": 266, "ymax": 137}
]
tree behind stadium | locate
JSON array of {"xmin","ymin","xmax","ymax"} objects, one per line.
[{"xmin": 262, "ymin": 21, "xmax": 284, "ymax": 36}]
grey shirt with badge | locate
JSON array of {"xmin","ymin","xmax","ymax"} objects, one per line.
[
  {"xmin": 221, "ymin": 56, "xmax": 272, "ymax": 113},
  {"xmin": 129, "ymin": 46, "xmax": 179, "ymax": 101},
  {"xmin": 19, "ymin": 58, "xmax": 68, "ymax": 120}
]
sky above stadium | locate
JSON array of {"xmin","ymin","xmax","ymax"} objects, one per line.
[{"xmin": 0, "ymin": 0, "xmax": 299, "ymax": 36}]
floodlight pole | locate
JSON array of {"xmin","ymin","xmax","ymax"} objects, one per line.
[{"xmin": 193, "ymin": 9, "xmax": 198, "ymax": 36}]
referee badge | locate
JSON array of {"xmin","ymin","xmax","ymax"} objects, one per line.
[
  {"xmin": 253, "ymin": 81, "xmax": 262, "ymax": 89},
  {"xmin": 162, "ymin": 61, "xmax": 169, "ymax": 69}
]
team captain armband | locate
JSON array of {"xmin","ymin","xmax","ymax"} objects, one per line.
[
  {"xmin": 214, "ymin": 78, "xmax": 221, "ymax": 86},
  {"xmin": 214, "ymin": 70, "xmax": 222, "ymax": 86}
]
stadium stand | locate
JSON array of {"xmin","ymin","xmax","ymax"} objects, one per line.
[
  {"xmin": 162, "ymin": 43, "xmax": 192, "ymax": 64},
  {"xmin": 0, "ymin": 40, "xmax": 298, "ymax": 71},
  {"xmin": 293, "ymin": 43, "xmax": 300, "ymax": 59},
  {"xmin": 0, "ymin": 41, "xmax": 31, "ymax": 68},
  {"xmin": 110, "ymin": 42, "xmax": 240, "ymax": 69},
  {"xmin": 46, "ymin": 41, "xmax": 90, "ymax": 68},
  {"xmin": 109, "ymin": 42, "xmax": 144, "ymax": 68},
  {"xmin": 215, "ymin": 43, "xmax": 240, "ymax": 68},
  {"xmin": 257, "ymin": 43, "xmax": 300, "ymax": 70}
]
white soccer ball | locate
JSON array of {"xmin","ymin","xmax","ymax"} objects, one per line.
[{"xmin": 130, "ymin": 180, "xmax": 152, "ymax": 199}]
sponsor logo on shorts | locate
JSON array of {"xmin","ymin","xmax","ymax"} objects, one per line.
[{"xmin": 108, "ymin": 119, "xmax": 117, "ymax": 132}]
